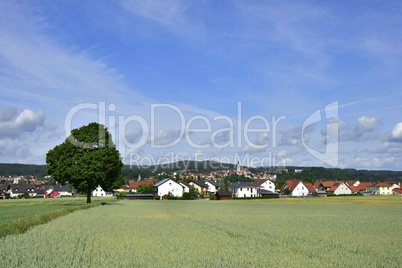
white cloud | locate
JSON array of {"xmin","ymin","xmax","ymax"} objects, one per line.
[
  {"xmin": 0, "ymin": 108, "xmax": 45, "ymax": 139},
  {"xmin": 391, "ymin": 122, "xmax": 402, "ymax": 142},
  {"xmin": 341, "ymin": 116, "xmax": 382, "ymax": 141}
]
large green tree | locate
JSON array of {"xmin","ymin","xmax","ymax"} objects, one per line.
[{"xmin": 46, "ymin": 123, "xmax": 124, "ymax": 203}]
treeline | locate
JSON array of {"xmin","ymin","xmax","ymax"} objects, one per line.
[
  {"xmin": 122, "ymin": 161, "xmax": 237, "ymax": 180},
  {"xmin": 276, "ymin": 167, "xmax": 402, "ymax": 182},
  {"xmin": 0, "ymin": 164, "xmax": 47, "ymax": 177},
  {"xmin": 1, "ymin": 163, "xmax": 402, "ymax": 183}
]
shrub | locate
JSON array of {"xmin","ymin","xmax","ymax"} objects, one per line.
[
  {"xmin": 167, "ymin": 192, "xmax": 178, "ymax": 200},
  {"xmin": 154, "ymin": 195, "xmax": 160, "ymax": 200},
  {"xmin": 181, "ymin": 192, "xmax": 191, "ymax": 200},
  {"xmin": 189, "ymin": 186, "xmax": 199, "ymax": 200}
]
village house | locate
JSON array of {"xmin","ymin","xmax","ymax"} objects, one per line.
[
  {"xmin": 280, "ymin": 180, "xmax": 310, "ymax": 197},
  {"xmin": 154, "ymin": 179, "xmax": 183, "ymax": 199},
  {"xmin": 49, "ymin": 190, "xmax": 60, "ymax": 198},
  {"xmin": 179, "ymin": 181, "xmax": 191, "ymax": 193},
  {"xmin": 228, "ymin": 182, "xmax": 259, "ymax": 198},
  {"xmin": 52, "ymin": 185, "xmax": 71, "ymax": 196},
  {"xmin": 205, "ymin": 180, "xmax": 219, "ymax": 194},
  {"xmin": 189, "ymin": 180, "xmax": 209, "ymax": 193},
  {"xmin": 315, "ymin": 181, "xmax": 339, "ymax": 192},
  {"xmin": 367, "ymin": 182, "xmax": 398, "ymax": 195},
  {"xmin": 392, "ymin": 187, "xmax": 402, "ymax": 195},
  {"xmin": 93, "ymin": 185, "xmax": 107, "ymax": 197},
  {"xmin": 327, "ymin": 181, "xmax": 354, "ymax": 195},
  {"xmin": 9, "ymin": 183, "xmax": 37, "ymax": 198},
  {"xmin": 252, "ymin": 179, "xmax": 276, "ymax": 192},
  {"xmin": 129, "ymin": 180, "xmax": 155, "ymax": 192}
]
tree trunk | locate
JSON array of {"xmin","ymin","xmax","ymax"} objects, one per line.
[{"xmin": 87, "ymin": 187, "xmax": 91, "ymax": 203}]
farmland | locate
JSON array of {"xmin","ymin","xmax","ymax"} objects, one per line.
[
  {"xmin": 0, "ymin": 197, "xmax": 401, "ymax": 267},
  {"xmin": 0, "ymin": 197, "xmax": 115, "ymax": 237}
]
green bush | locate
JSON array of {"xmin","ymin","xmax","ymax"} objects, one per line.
[
  {"xmin": 167, "ymin": 192, "xmax": 178, "ymax": 200},
  {"xmin": 181, "ymin": 192, "xmax": 191, "ymax": 200},
  {"xmin": 154, "ymin": 195, "xmax": 160, "ymax": 200}
]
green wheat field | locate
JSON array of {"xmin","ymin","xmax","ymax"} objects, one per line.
[{"xmin": 1, "ymin": 197, "xmax": 401, "ymax": 267}]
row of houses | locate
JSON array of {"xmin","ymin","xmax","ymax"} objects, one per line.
[
  {"xmin": 0, "ymin": 184, "xmax": 71, "ymax": 199},
  {"xmin": 280, "ymin": 180, "xmax": 401, "ymax": 197}
]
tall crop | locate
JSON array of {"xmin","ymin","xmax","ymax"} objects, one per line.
[{"xmin": 0, "ymin": 199, "xmax": 401, "ymax": 267}]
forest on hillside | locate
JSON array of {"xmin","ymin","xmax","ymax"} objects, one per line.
[{"xmin": 1, "ymin": 162, "xmax": 401, "ymax": 183}]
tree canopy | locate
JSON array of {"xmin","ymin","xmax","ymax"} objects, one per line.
[{"xmin": 46, "ymin": 123, "xmax": 124, "ymax": 203}]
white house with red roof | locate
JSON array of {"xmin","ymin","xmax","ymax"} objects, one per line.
[
  {"xmin": 129, "ymin": 180, "xmax": 155, "ymax": 192},
  {"xmin": 280, "ymin": 180, "xmax": 309, "ymax": 197},
  {"xmin": 327, "ymin": 181, "xmax": 353, "ymax": 195},
  {"xmin": 367, "ymin": 182, "xmax": 398, "ymax": 195}
]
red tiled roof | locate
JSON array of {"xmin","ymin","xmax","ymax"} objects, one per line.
[
  {"xmin": 392, "ymin": 188, "xmax": 402, "ymax": 193},
  {"xmin": 321, "ymin": 181, "xmax": 339, "ymax": 187},
  {"xmin": 129, "ymin": 180, "xmax": 155, "ymax": 189},
  {"xmin": 280, "ymin": 180, "xmax": 302, "ymax": 191},
  {"xmin": 348, "ymin": 185, "xmax": 359, "ymax": 193},
  {"xmin": 355, "ymin": 182, "xmax": 372, "ymax": 191},
  {"xmin": 304, "ymin": 183, "xmax": 315, "ymax": 193},
  {"xmin": 371, "ymin": 182, "xmax": 392, "ymax": 187}
]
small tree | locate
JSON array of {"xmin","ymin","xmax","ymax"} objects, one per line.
[
  {"xmin": 284, "ymin": 188, "xmax": 292, "ymax": 196},
  {"xmin": 136, "ymin": 184, "xmax": 154, "ymax": 194},
  {"xmin": 189, "ymin": 185, "xmax": 199, "ymax": 200}
]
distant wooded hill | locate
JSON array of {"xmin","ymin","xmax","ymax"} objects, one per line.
[
  {"xmin": 0, "ymin": 162, "xmax": 401, "ymax": 182},
  {"xmin": 0, "ymin": 163, "xmax": 47, "ymax": 177}
]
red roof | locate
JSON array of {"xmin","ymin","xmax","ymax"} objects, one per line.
[
  {"xmin": 371, "ymin": 182, "xmax": 392, "ymax": 187},
  {"xmin": 129, "ymin": 180, "xmax": 155, "ymax": 189},
  {"xmin": 49, "ymin": 190, "xmax": 60, "ymax": 198},
  {"xmin": 280, "ymin": 180, "xmax": 302, "ymax": 191},
  {"xmin": 392, "ymin": 188, "xmax": 402, "ymax": 193},
  {"xmin": 348, "ymin": 185, "xmax": 359, "ymax": 193},
  {"xmin": 355, "ymin": 182, "xmax": 372, "ymax": 191},
  {"xmin": 321, "ymin": 181, "xmax": 339, "ymax": 188},
  {"xmin": 304, "ymin": 183, "xmax": 315, "ymax": 193}
]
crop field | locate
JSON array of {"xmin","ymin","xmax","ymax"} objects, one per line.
[
  {"xmin": 0, "ymin": 197, "xmax": 401, "ymax": 267},
  {"xmin": 0, "ymin": 197, "xmax": 115, "ymax": 237}
]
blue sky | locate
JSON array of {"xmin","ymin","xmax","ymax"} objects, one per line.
[{"xmin": 1, "ymin": 0, "xmax": 402, "ymax": 170}]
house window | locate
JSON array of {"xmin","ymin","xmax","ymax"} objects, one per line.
[{"xmin": 169, "ymin": 182, "xmax": 171, "ymax": 186}]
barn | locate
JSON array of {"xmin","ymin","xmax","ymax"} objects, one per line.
[
  {"xmin": 214, "ymin": 191, "xmax": 232, "ymax": 200},
  {"xmin": 124, "ymin": 194, "xmax": 154, "ymax": 200}
]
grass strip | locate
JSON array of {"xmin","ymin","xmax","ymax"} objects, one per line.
[{"xmin": 0, "ymin": 201, "xmax": 113, "ymax": 238}]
